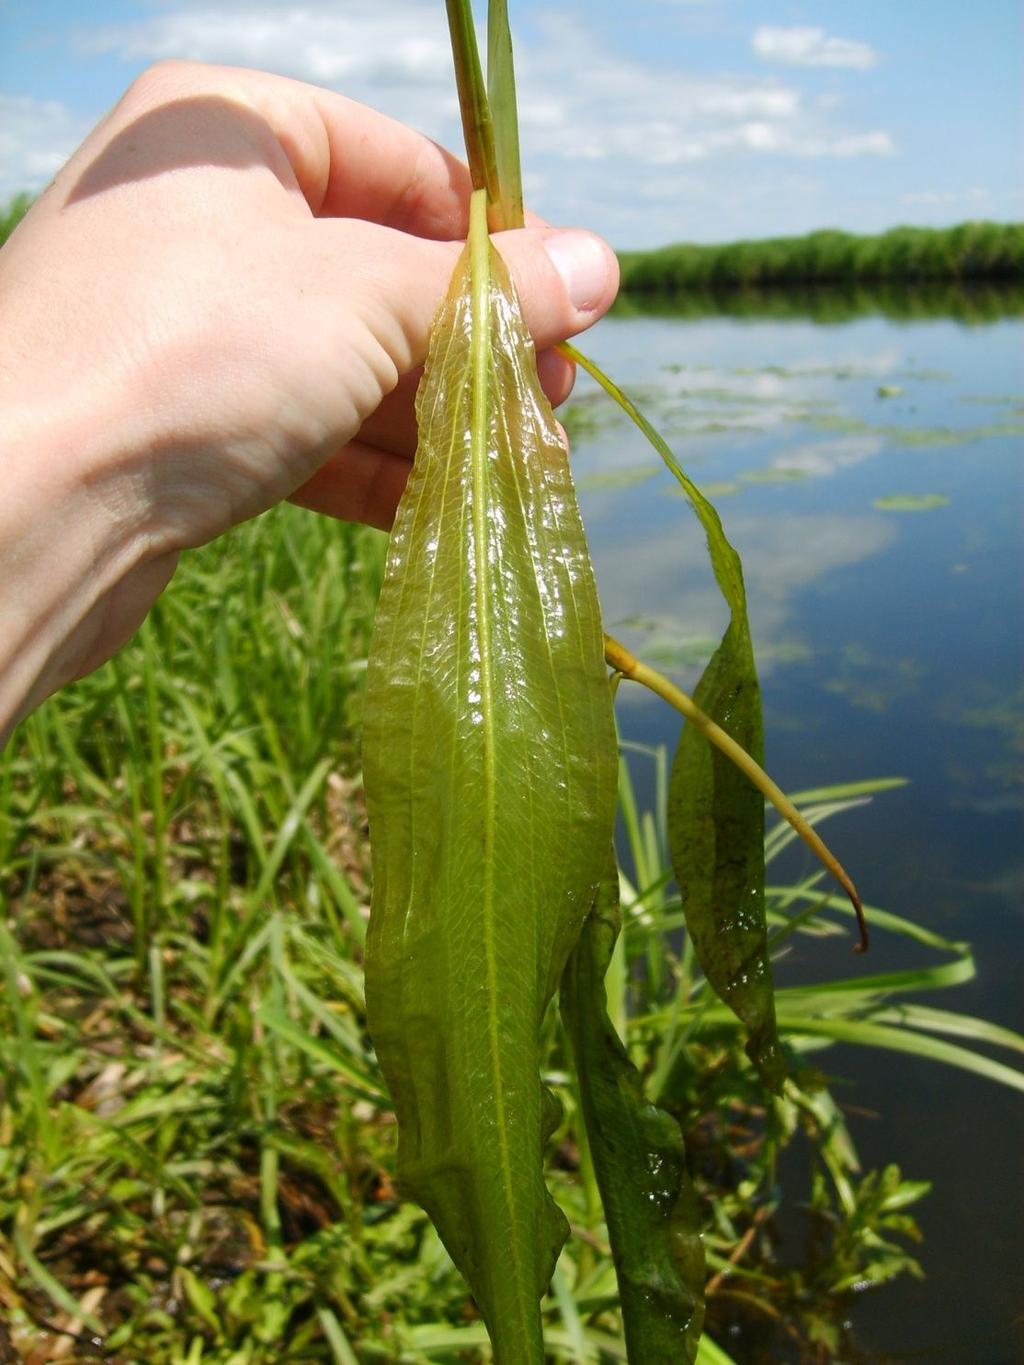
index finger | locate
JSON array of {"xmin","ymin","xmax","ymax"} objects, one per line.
[
  {"xmin": 131, "ymin": 61, "xmax": 543, "ymax": 241},
  {"xmin": 251, "ymin": 65, "xmax": 551, "ymax": 236}
]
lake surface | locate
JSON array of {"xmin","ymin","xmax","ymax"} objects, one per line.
[{"xmin": 569, "ymin": 293, "xmax": 1023, "ymax": 1362}]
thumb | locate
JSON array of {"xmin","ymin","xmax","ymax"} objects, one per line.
[{"xmin": 493, "ymin": 225, "xmax": 621, "ymax": 347}]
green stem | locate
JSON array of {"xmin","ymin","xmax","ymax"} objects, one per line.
[
  {"xmin": 561, "ymin": 342, "xmax": 704, "ymax": 500},
  {"xmin": 445, "ymin": 0, "xmax": 502, "ymax": 218},
  {"xmin": 604, "ymin": 633, "xmax": 869, "ymax": 952}
]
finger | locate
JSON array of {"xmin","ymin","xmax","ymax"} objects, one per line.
[
  {"xmin": 358, "ymin": 347, "xmax": 576, "ymax": 459},
  {"xmin": 290, "ymin": 440, "xmax": 410, "ymax": 530},
  {"xmin": 253, "ymin": 79, "xmax": 554, "ymax": 236},
  {"xmin": 537, "ymin": 348, "xmax": 577, "ymax": 407},
  {"xmin": 294, "ymin": 349, "xmax": 578, "ymax": 529},
  {"xmin": 497, "ymin": 229, "xmax": 620, "ymax": 342},
  {"xmin": 121, "ymin": 62, "xmax": 474, "ymax": 239},
  {"xmin": 230, "ymin": 68, "xmax": 554, "ymax": 236}
]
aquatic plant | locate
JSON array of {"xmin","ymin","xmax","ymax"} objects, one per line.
[{"xmin": 360, "ymin": 4, "xmax": 867, "ymax": 1360}]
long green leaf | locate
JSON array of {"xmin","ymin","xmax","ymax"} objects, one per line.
[
  {"xmin": 667, "ymin": 561, "xmax": 781, "ymax": 1088},
  {"xmin": 663, "ymin": 490, "xmax": 779, "ymax": 1086},
  {"xmin": 564, "ymin": 351, "xmax": 786, "ymax": 1093},
  {"xmin": 679, "ymin": 1002, "xmax": 1024, "ymax": 1092},
  {"xmin": 772, "ymin": 1015, "xmax": 1024, "ymax": 1093},
  {"xmin": 872, "ymin": 1003, "xmax": 1024, "ymax": 1055},
  {"xmin": 363, "ymin": 189, "xmax": 617, "ymax": 1363},
  {"xmin": 562, "ymin": 860, "xmax": 705, "ymax": 1364},
  {"xmin": 456, "ymin": 0, "xmax": 781, "ymax": 1092}
]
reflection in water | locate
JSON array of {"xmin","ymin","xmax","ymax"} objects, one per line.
[
  {"xmin": 611, "ymin": 278, "xmax": 1024, "ymax": 324},
  {"xmin": 592, "ymin": 510, "xmax": 897, "ymax": 679},
  {"xmin": 572, "ymin": 290, "xmax": 1023, "ymax": 1360}
]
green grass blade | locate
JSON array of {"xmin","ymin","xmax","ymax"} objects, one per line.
[
  {"xmin": 768, "ymin": 888, "xmax": 968, "ymax": 955},
  {"xmin": 250, "ymin": 755, "xmax": 331, "ymax": 905},
  {"xmin": 772, "ymin": 1015, "xmax": 1024, "ymax": 1092},
  {"xmin": 550, "ymin": 1260, "xmax": 592, "ymax": 1363},
  {"xmin": 785, "ymin": 777, "xmax": 909, "ymax": 804},
  {"xmin": 316, "ymin": 1307, "xmax": 360, "ymax": 1365},
  {"xmin": 258, "ymin": 1004, "xmax": 385, "ymax": 1104},
  {"xmin": 869, "ymin": 1003, "xmax": 1024, "ymax": 1056},
  {"xmin": 14, "ymin": 1222, "xmax": 105, "ymax": 1336}
]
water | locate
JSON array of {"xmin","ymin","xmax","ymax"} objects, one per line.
[{"xmin": 570, "ymin": 293, "xmax": 1023, "ymax": 1362}]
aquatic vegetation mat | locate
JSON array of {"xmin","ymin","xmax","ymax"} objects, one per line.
[{"xmin": 874, "ymin": 493, "xmax": 951, "ymax": 512}]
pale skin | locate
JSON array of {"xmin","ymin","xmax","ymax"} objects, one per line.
[{"xmin": 0, "ymin": 61, "xmax": 619, "ymax": 746}]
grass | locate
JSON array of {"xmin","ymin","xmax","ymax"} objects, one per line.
[
  {"xmin": 618, "ymin": 222, "xmax": 1024, "ymax": 293},
  {"xmin": 2, "ymin": 506, "xmax": 1022, "ymax": 1363}
]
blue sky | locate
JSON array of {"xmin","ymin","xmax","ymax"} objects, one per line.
[{"xmin": 1, "ymin": 0, "xmax": 1020, "ymax": 246}]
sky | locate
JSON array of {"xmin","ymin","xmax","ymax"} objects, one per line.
[{"xmin": 1, "ymin": 0, "xmax": 1021, "ymax": 247}]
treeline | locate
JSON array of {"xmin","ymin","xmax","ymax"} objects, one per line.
[{"xmin": 618, "ymin": 222, "xmax": 1024, "ymax": 292}]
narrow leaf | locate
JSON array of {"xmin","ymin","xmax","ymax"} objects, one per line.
[
  {"xmin": 665, "ymin": 490, "xmax": 782, "ymax": 1090},
  {"xmin": 772, "ymin": 1015, "xmax": 1024, "ymax": 1093},
  {"xmin": 487, "ymin": 0, "xmax": 525, "ymax": 229},
  {"xmin": 562, "ymin": 860, "xmax": 705, "ymax": 1364},
  {"xmin": 563, "ymin": 351, "xmax": 789, "ymax": 1092},
  {"xmin": 363, "ymin": 190, "xmax": 617, "ymax": 1363}
]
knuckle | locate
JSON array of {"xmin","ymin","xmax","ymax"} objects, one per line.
[{"xmin": 123, "ymin": 60, "xmax": 213, "ymax": 110}]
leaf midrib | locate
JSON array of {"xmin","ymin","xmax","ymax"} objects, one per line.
[{"xmin": 468, "ymin": 191, "xmax": 528, "ymax": 1332}]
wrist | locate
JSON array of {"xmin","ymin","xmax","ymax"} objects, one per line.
[{"xmin": 0, "ymin": 391, "xmax": 158, "ymax": 744}]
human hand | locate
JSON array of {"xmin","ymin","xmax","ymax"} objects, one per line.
[{"xmin": 0, "ymin": 61, "xmax": 618, "ymax": 738}]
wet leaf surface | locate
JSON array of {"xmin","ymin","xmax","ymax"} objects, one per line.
[{"xmin": 362, "ymin": 197, "xmax": 617, "ymax": 1362}]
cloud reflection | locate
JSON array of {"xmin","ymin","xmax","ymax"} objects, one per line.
[{"xmin": 589, "ymin": 508, "xmax": 896, "ymax": 687}]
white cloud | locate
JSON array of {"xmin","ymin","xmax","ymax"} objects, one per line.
[
  {"xmin": 75, "ymin": 4, "xmax": 890, "ymax": 164},
  {"xmin": 80, "ymin": 1, "xmax": 460, "ymax": 139},
  {"xmin": 901, "ymin": 187, "xmax": 992, "ymax": 206},
  {"xmin": 0, "ymin": 94, "xmax": 87, "ymax": 199},
  {"xmin": 511, "ymin": 13, "xmax": 890, "ymax": 185},
  {"xmin": 589, "ymin": 510, "xmax": 896, "ymax": 677},
  {"xmin": 753, "ymin": 26, "xmax": 878, "ymax": 71},
  {"xmin": 724, "ymin": 123, "xmax": 892, "ymax": 158},
  {"xmin": 83, "ymin": 2, "xmax": 453, "ymax": 89},
  {"xmin": 18, "ymin": 2, "xmax": 895, "ymax": 244},
  {"xmin": 830, "ymin": 131, "xmax": 893, "ymax": 157}
]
